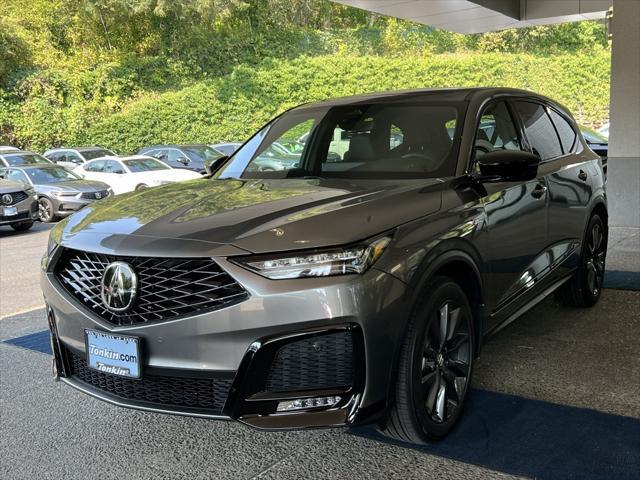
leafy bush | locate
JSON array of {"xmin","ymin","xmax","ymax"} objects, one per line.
[{"xmin": 81, "ymin": 52, "xmax": 610, "ymax": 153}]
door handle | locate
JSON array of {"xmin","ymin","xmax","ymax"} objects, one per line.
[
  {"xmin": 531, "ymin": 183, "xmax": 547, "ymax": 199},
  {"xmin": 578, "ymin": 170, "xmax": 588, "ymax": 181}
]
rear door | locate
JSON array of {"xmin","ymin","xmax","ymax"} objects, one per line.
[
  {"xmin": 471, "ymin": 101, "xmax": 550, "ymax": 330},
  {"xmin": 511, "ymin": 101, "xmax": 593, "ymax": 281}
]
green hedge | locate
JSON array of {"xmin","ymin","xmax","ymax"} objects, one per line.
[
  {"xmin": 8, "ymin": 51, "xmax": 610, "ymax": 153},
  {"xmin": 81, "ymin": 52, "xmax": 610, "ymax": 153}
]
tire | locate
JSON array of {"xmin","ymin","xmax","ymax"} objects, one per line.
[
  {"xmin": 380, "ymin": 276, "xmax": 475, "ymax": 443},
  {"xmin": 38, "ymin": 197, "xmax": 57, "ymax": 223},
  {"xmin": 555, "ymin": 213, "xmax": 607, "ymax": 307},
  {"xmin": 135, "ymin": 184, "xmax": 149, "ymax": 191},
  {"xmin": 10, "ymin": 221, "xmax": 33, "ymax": 231}
]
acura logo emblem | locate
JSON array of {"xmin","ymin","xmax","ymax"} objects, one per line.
[
  {"xmin": 1, "ymin": 194, "xmax": 13, "ymax": 205},
  {"xmin": 101, "ymin": 262, "xmax": 137, "ymax": 312}
]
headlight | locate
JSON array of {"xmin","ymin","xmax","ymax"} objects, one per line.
[
  {"xmin": 41, "ymin": 221, "xmax": 65, "ymax": 271},
  {"xmin": 234, "ymin": 236, "xmax": 391, "ymax": 280},
  {"xmin": 107, "ymin": 187, "xmax": 114, "ymax": 195}
]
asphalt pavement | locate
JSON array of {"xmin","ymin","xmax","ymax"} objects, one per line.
[{"xmin": 0, "ymin": 223, "xmax": 53, "ymax": 318}]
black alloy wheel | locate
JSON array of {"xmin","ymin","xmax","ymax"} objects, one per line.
[
  {"xmin": 555, "ymin": 213, "xmax": 607, "ymax": 307},
  {"xmin": 38, "ymin": 197, "xmax": 55, "ymax": 223},
  {"xmin": 585, "ymin": 221, "xmax": 606, "ymax": 297},
  {"xmin": 421, "ymin": 301, "xmax": 472, "ymax": 424},
  {"xmin": 381, "ymin": 276, "xmax": 475, "ymax": 443}
]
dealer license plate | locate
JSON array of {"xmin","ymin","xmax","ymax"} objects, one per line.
[{"xmin": 85, "ymin": 329, "xmax": 141, "ymax": 379}]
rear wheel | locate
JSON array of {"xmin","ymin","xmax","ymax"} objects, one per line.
[
  {"xmin": 381, "ymin": 276, "xmax": 474, "ymax": 443},
  {"xmin": 555, "ymin": 213, "xmax": 606, "ymax": 307},
  {"xmin": 10, "ymin": 221, "xmax": 33, "ymax": 231},
  {"xmin": 38, "ymin": 197, "xmax": 56, "ymax": 223}
]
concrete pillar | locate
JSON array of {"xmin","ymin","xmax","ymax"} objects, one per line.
[{"xmin": 608, "ymin": 0, "xmax": 640, "ymax": 227}]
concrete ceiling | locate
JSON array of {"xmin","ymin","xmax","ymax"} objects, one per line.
[{"xmin": 334, "ymin": 0, "xmax": 611, "ymax": 33}]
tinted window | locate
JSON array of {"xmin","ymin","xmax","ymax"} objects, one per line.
[
  {"xmin": 7, "ymin": 169, "xmax": 29, "ymax": 184},
  {"xmin": 548, "ymin": 110, "xmax": 577, "ymax": 154},
  {"xmin": 3, "ymin": 153, "xmax": 52, "ymax": 166},
  {"xmin": 474, "ymin": 102, "xmax": 521, "ymax": 160},
  {"xmin": 238, "ymin": 102, "xmax": 461, "ymax": 179},
  {"xmin": 84, "ymin": 160, "xmax": 106, "ymax": 172},
  {"xmin": 581, "ymin": 127, "xmax": 607, "ymax": 145},
  {"xmin": 123, "ymin": 158, "xmax": 169, "ymax": 172},
  {"xmin": 514, "ymin": 101, "xmax": 562, "ymax": 160},
  {"xmin": 104, "ymin": 160, "xmax": 124, "ymax": 173},
  {"xmin": 82, "ymin": 148, "xmax": 114, "ymax": 160},
  {"xmin": 26, "ymin": 167, "xmax": 80, "ymax": 183}
]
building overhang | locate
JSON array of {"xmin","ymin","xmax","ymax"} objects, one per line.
[{"xmin": 334, "ymin": 0, "xmax": 611, "ymax": 33}]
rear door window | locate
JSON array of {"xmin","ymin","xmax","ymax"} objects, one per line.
[
  {"xmin": 513, "ymin": 101, "xmax": 563, "ymax": 161},
  {"xmin": 548, "ymin": 109, "xmax": 577, "ymax": 154}
]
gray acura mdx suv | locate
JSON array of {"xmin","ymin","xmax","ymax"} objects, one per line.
[{"xmin": 42, "ymin": 88, "xmax": 607, "ymax": 442}]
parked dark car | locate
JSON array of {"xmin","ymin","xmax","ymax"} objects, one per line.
[
  {"xmin": 0, "ymin": 179, "xmax": 38, "ymax": 231},
  {"xmin": 42, "ymin": 88, "xmax": 607, "ymax": 443},
  {"xmin": 0, "ymin": 150, "xmax": 53, "ymax": 168},
  {"xmin": 209, "ymin": 142, "xmax": 242, "ymax": 156},
  {"xmin": 44, "ymin": 146, "xmax": 116, "ymax": 170},
  {"xmin": 138, "ymin": 144, "xmax": 224, "ymax": 174},
  {"xmin": 0, "ymin": 164, "xmax": 112, "ymax": 222},
  {"xmin": 580, "ymin": 126, "xmax": 608, "ymax": 178}
]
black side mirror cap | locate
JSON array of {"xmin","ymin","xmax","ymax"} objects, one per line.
[{"xmin": 476, "ymin": 150, "xmax": 541, "ymax": 182}]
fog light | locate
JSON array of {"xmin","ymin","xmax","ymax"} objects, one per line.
[{"xmin": 276, "ymin": 395, "xmax": 341, "ymax": 412}]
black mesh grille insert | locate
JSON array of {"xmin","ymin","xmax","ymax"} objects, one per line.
[
  {"xmin": 55, "ymin": 248, "xmax": 248, "ymax": 326},
  {"xmin": 67, "ymin": 349, "xmax": 232, "ymax": 413},
  {"xmin": 80, "ymin": 190, "xmax": 109, "ymax": 200},
  {"xmin": 266, "ymin": 331, "xmax": 354, "ymax": 392},
  {"xmin": 1, "ymin": 191, "xmax": 28, "ymax": 205}
]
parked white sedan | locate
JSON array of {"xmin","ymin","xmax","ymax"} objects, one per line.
[{"xmin": 74, "ymin": 155, "xmax": 202, "ymax": 195}]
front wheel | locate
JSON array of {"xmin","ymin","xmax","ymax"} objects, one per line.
[
  {"xmin": 555, "ymin": 213, "xmax": 607, "ymax": 307},
  {"xmin": 10, "ymin": 221, "xmax": 33, "ymax": 231},
  {"xmin": 380, "ymin": 276, "xmax": 475, "ymax": 443},
  {"xmin": 135, "ymin": 184, "xmax": 149, "ymax": 191},
  {"xmin": 38, "ymin": 197, "xmax": 57, "ymax": 223}
]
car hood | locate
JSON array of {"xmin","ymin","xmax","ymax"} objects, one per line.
[
  {"xmin": 60, "ymin": 177, "xmax": 444, "ymax": 254},
  {"xmin": 39, "ymin": 180, "xmax": 108, "ymax": 192}
]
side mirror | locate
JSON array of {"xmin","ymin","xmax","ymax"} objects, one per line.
[
  {"xmin": 205, "ymin": 155, "xmax": 229, "ymax": 176},
  {"xmin": 178, "ymin": 157, "xmax": 190, "ymax": 166},
  {"xmin": 476, "ymin": 150, "xmax": 540, "ymax": 182}
]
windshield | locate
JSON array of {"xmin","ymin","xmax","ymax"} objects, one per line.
[
  {"xmin": 4, "ymin": 153, "xmax": 52, "ymax": 166},
  {"xmin": 26, "ymin": 166, "xmax": 81, "ymax": 183},
  {"xmin": 220, "ymin": 99, "xmax": 463, "ymax": 180},
  {"xmin": 82, "ymin": 148, "xmax": 115, "ymax": 160},
  {"xmin": 124, "ymin": 158, "xmax": 170, "ymax": 172}
]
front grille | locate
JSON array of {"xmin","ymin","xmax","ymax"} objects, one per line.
[
  {"xmin": 1, "ymin": 191, "xmax": 28, "ymax": 205},
  {"xmin": 81, "ymin": 190, "xmax": 108, "ymax": 200},
  {"xmin": 67, "ymin": 349, "xmax": 232, "ymax": 413},
  {"xmin": 266, "ymin": 331, "xmax": 354, "ymax": 392},
  {"xmin": 55, "ymin": 248, "xmax": 248, "ymax": 326}
]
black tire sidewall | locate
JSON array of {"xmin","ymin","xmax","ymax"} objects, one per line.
[{"xmin": 407, "ymin": 278, "xmax": 475, "ymax": 440}]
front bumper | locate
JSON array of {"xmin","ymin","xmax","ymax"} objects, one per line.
[
  {"xmin": 0, "ymin": 195, "xmax": 38, "ymax": 225},
  {"xmin": 43, "ymin": 254, "xmax": 408, "ymax": 429},
  {"xmin": 51, "ymin": 196, "xmax": 100, "ymax": 217}
]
